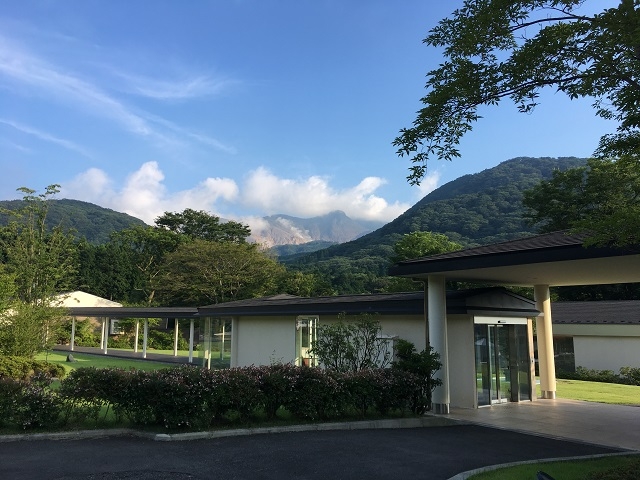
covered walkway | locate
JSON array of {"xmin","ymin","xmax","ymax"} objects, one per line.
[
  {"xmin": 447, "ymin": 398, "xmax": 640, "ymax": 451},
  {"xmin": 53, "ymin": 345, "xmax": 194, "ymax": 365}
]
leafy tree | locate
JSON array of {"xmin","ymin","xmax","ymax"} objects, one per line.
[
  {"xmin": 155, "ymin": 208, "xmax": 250, "ymax": 243},
  {"xmin": 153, "ymin": 239, "xmax": 286, "ymax": 306},
  {"xmin": 108, "ymin": 225, "xmax": 182, "ymax": 305},
  {"xmin": 391, "ymin": 231, "xmax": 462, "ymax": 263},
  {"xmin": 311, "ymin": 314, "xmax": 393, "ymax": 372},
  {"xmin": 0, "ymin": 186, "xmax": 76, "ymax": 355},
  {"xmin": 523, "ymin": 155, "xmax": 640, "ymax": 246},
  {"xmin": 385, "ymin": 231, "xmax": 462, "ymax": 292},
  {"xmin": 73, "ymin": 241, "xmax": 144, "ymax": 304},
  {"xmin": 394, "ymin": 1, "xmax": 640, "ymax": 185}
]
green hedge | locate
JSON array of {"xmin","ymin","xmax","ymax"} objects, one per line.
[
  {"xmin": 558, "ymin": 366, "xmax": 640, "ymax": 386},
  {"xmin": 0, "ymin": 364, "xmax": 422, "ymax": 431},
  {"xmin": 0, "ymin": 356, "xmax": 66, "ymax": 381}
]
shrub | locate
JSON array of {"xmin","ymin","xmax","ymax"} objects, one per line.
[
  {"xmin": 17, "ymin": 382, "xmax": 62, "ymax": 429},
  {"xmin": 107, "ymin": 335, "xmax": 135, "ymax": 349},
  {"xmin": 0, "ymin": 377, "xmax": 23, "ymax": 426},
  {"xmin": 618, "ymin": 367, "xmax": 640, "ymax": 386},
  {"xmin": 32, "ymin": 364, "xmax": 422, "ymax": 431},
  {"xmin": 248, "ymin": 364, "xmax": 296, "ymax": 419},
  {"xmin": 311, "ymin": 313, "xmax": 393, "ymax": 372},
  {"xmin": 392, "ymin": 339, "xmax": 442, "ymax": 413},
  {"xmin": 0, "ymin": 374, "xmax": 62, "ymax": 429},
  {"xmin": 0, "ymin": 356, "xmax": 65, "ymax": 381},
  {"xmin": 57, "ymin": 319, "xmax": 101, "ymax": 347},
  {"xmin": 149, "ymin": 367, "xmax": 210, "ymax": 429},
  {"xmin": 281, "ymin": 367, "xmax": 342, "ymax": 420},
  {"xmin": 207, "ymin": 368, "xmax": 263, "ymax": 423},
  {"xmin": 138, "ymin": 329, "xmax": 189, "ymax": 351},
  {"xmin": 558, "ymin": 365, "xmax": 640, "ymax": 386}
]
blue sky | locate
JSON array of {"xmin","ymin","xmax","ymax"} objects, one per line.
[{"xmin": 0, "ymin": 1, "xmax": 614, "ymax": 233}]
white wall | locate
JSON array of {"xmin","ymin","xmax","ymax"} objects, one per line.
[
  {"xmin": 447, "ymin": 315, "xmax": 476, "ymax": 409},
  {"xmin": 378, "ymin": 315, "xmax": 426, "ymax": 352},
  {"xmin": 235, "ymin": 316, "xmax": 296, "ymax": 367},
  {"xmin": 553, "ymin": 324, "xmax": 640, "ymax": 371},
  {"xmin": 233, "ymin": 313, "xmax": 427, "ymax": 368},
  {"xmin": 574, "ymin": 336, "xmax": 640, "ymax": 371}
]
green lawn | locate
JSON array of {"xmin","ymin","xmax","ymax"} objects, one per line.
[
  {"xmin": 468, "ymin": 455, "xmax": 640, "ymax": 480},
  {"xmin": 538, "ymin": 378, "xmax": 640, "ymax": 406},
  {"xmin": 36, "ymin": 351, "xmax": 179, "ymax": 373}
]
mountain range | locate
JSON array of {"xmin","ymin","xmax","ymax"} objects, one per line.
[
  {"xmin": 249, "ymin": 211, "xmax": 384, "ymax": 249},
  {"xmin": 280, "ymin": 157, "xmax": 588, "ymax": 293},
  {"xmin": 0, "ymin": 157, "xmax": 588, "ymax": 269}
]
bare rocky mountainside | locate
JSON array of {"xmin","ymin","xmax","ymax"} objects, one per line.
[{"xmin": 250, "ymin": 211, "xmax": 384, "ymax": 249}]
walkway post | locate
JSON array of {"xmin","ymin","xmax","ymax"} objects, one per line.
[
  {"xmin": 101, "ymin": 318, "xmax": 108, "ymax": 354},
  {"xmin": 188, "ymin": 318, "xmax": 194, "ymax": 364},
  {"xmin": 428, "ymin": 275, "xmax": 450, "ymax": 414},
  {"xmin": 423, "ymin": 281, "xmax": 429, "ymax": 348},
  {"xmin": 70, "ymin": 317, "xmax": 76, "ymax": 352},
  {"xmin": 134, "ymin": 320, "xmax": 140, "ymax": 353},
  {"xmin": 142, "ymin": 319, "xmax": 148, "ymax": 359},
  {"xmin": 173, "ymin": 318, "xmax": 179, "ymax": 357},
  {"xmin": 534, "ymin": 285, "xmax": 557, "ymax": 399}
]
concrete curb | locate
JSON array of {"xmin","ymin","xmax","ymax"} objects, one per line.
[
  {"xmin": 0, "ymin": 414, "xmax": 465, "ymax": 443},
  {"xmin": 446, "ymin": 451, "xmax": 640, "ymax": 480}
]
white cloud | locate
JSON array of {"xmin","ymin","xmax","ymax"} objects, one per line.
[
  {"xmin": 0, "ymin": 37, "xmax": 151, "ymax": 136},
  {"xmin": 0, "ymin": 118, "xmax": 92, "ymax": 157},
  {"xmin": 241, "ymin": 167, "xmax": 410, "ymax": 222},
  {"xmin": 415, "ymin": 171, "xmax": 441, "ymax": 199},
  {"xmin": 0, "ymin": 36, "xmax": 235, "ymax": 154},
  {"xmin": 62, "ymin": 161, "xmax": 239, "ymax": 224},
  {"xmin": 62, "ymin": 162, "xmax": 410, "ymax": 225},
  {"xmin": 116, "ymin": 72, "xmax": 236, "ymax": 101}
]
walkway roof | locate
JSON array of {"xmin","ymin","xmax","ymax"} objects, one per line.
[{"xmin": 67, "ymin": 306, "xmax": 198, "ymax": 318}]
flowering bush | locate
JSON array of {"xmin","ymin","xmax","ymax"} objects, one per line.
[
  {"xmin": 0, "ymin": 364, "xmax": 423, "ymax": 432},
  {"xmin": 0, "ymin": 374, "xmax": 62, "ymax": 429}
]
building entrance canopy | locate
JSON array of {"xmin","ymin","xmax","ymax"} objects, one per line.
[{"xmin": 388, "ymin": 231, "xmax": 640, "ymax": 412}]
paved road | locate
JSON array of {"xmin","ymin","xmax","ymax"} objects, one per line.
[{"xmin": 0, "ymin": 425, "xmax": 622, "ymax": 480}]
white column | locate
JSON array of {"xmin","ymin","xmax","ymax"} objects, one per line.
[
  {"xmin": 428, "ymin": 275, "xmax": 449, "ymax": 414},
  {"xmin": 134, "ymin": 320, "xmax": 140, "ymax": 353},
  {"xmin": 230, "ymin": 317, "xmax": 239, "ymax": 368},
  {"xmin": 534, "ymin": 285, "xmax": 557, "ymax": 399},
  {"xmin": 173, "ymin": 319, "xmax": 179, "ymax": 357},
  {"xmin": 423, "ymin": 281, "xmax": 429, "ymax": 348},
  {"xmin": 188, "ymin": 318, "xmax": 195, "ymax": 364},
  {"xmin": 203, "ymin": 317, "xmax": 211, "ymax": 369},
  {"xmin": 220, "ymin": 322, "xmax": 226, "ymax": 360},
  {"xmin": 101, "ymin": 318, "xmax": 108, "ymax": 354},
  {"xmin": 142, "ymin": 319, "xmax": 149, "ymax": 359},
  {"xmin": 70, "ymin": 317, "xmax": 76, "ymax": 352}
]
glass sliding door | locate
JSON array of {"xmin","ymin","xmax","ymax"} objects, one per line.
[{"xmin": 475, "ymin": 321, "xmax": 531, "ymax": 406}]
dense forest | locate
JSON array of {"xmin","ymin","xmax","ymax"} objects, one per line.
[
  {"xmin": 282, "ymin": 157, "xmax": 588, "ymax": 294},
  {"xmin": 0, "ymin": 199, "xmax": 146, "ymax": 244},
  {"xmin": 7, "ymin": 156, "xmax": 627, "ymax": 302}
]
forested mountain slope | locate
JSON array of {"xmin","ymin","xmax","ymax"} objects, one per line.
[
  {"xmin": 0, "ymin": 199, "xmax": 147, "ymax": 244},
  {"xmin": 283, "ymin": 157, "xmax": 587, "ymax": 293}
]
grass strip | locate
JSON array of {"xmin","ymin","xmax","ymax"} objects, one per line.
[{"xmin": 468, "ymin": 454, "xmax": 640, "ymax": 479}]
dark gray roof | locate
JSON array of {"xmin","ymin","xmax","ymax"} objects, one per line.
[
  {"xmin": 389, "ymin": 231, "xmax": 609, "ymax": 276},
  {"xmin": 68, "ymin": 307, "xmax": 198, "ymax": 319},
  {"xmin": 198, "ymin": 287, "xmax": 538, "ymax": 317},
  {"xmin": 552, "ymin": 301, "xmax": 640, "ymax": 325},
  {"xmin": 388, "ymin": 231, "xmax": 640, "ymax": 286}
]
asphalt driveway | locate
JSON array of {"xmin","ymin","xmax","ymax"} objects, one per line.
[{"xmin": 0, "ymin": 425, "xmax": 622, "ymax": 480}]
